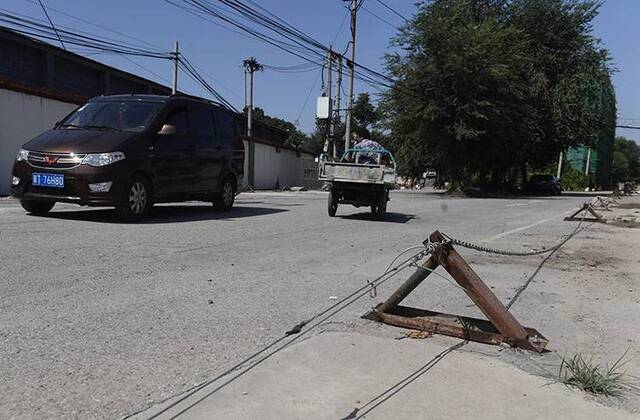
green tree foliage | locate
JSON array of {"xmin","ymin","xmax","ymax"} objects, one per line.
[
  {"xmin": 561, "ymin": 164, "xmax": 590, "ymax": 191},
  {"xmin": 612, "ymin": 137, "xmax": 640, "ymax": 183},
  {"xmin": 249, "ymin": 107, "xmax": 310, "ymax": 147},
  {"xmin": 381, "ymin": 0, "xmax": 615, "ymax": 188}
]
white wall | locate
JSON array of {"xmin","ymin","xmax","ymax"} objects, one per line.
[
  {"xmin": 242, "ymin": 139, "xmax": 317, "ymax": 190},
  {"xmin": 0, "ymin": 89, "xmax": 77, "ymax": 195}
]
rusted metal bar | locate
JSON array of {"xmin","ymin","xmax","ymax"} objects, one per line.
[
  {"xmin": 374, "ymin": 256, "xmax": 439, "ymax": 314},
  {"xmin": 375, "ymin": 305, "xmax": 547, "ymax": 349},
  {"xmin": 429, "ymin": 231, "xmax": 533, "ymax": 345}
]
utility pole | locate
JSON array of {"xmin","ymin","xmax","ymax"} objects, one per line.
[
  {"xmin": 344, "ymin": 0, "xmax": 358, "ymax": 151},
  {"xmin": 172, "ymin": 41, "xmax": 179, "ymax": 94},
  {"xmin": 243, "ymin": 57, "xmax": 263, "ymax": 137},
  {"xmin": 243, "ymin": 57, "xmax": 263, "ymax": 189},
  {"xmin": 334, "ymin": 55, "xmax": 343, "ymax": 158},
  {"xmin": 324, "ymin": 47, "xmax": 334, "ymax": 155}
]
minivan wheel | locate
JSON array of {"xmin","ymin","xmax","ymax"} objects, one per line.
[
  {"xmin": 213, "ymin": 177, "xmax": 236, "ymax": 211},
  {"xmin": 116, "ymin": 175, "xmax": 151, "ymax": 222},
  {"xmin": 20, "ymin": 199, "xmax": 55, "ymax": 215}
]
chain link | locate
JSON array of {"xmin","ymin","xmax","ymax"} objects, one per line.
[{"xmin": 433, "ymin": 206, "xmax": 591, "ymax": 257}]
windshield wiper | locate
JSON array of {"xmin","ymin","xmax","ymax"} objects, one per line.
[
  {"xmin": 59, "ymin": 123, "xmax": 122, "ymax": 131},
  {"xmin": 78, "ymin": 124, "xmax": 123, "ymax": 132}
]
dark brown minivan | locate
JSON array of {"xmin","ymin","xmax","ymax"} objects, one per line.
[{"xmin": 11, "ymin": 94, "xmax": 245, "ymax": 221}]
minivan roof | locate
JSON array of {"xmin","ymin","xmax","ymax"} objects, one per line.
[{"xmin": 91, "ymin": 93, "xmax": 232, "ymax": 111}]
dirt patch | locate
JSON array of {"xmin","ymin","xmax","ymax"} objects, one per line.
[
  {"xmin": 614, "ymin": 203, "xmax": 640, "ymax": 209},
  {"xmin": 546, "ymin": 248, "xmax": 625, "ymax": 271},
  {"xmin": 607, "ymin": 219, "xmax": 640, "ymax": 229}
]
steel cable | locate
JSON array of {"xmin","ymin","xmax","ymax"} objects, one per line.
[{"xmin": 144, "ymin": 246, "xmax": 430, "ymax": 419}]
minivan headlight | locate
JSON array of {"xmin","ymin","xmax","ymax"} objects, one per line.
[
  {"xmin": 16, "ymin": 149, "xmax": 29, "ymax": 161},
  {"xmin": 82, "ymin": 151, "xmax": 125, "ymax": 167}
]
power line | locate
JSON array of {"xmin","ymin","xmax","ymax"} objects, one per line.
[
  {"xmin": 373, "ymin": 0, "xmax": 409, "ymax": 22},
  {"xmin": 1, "ymin": 7, "xmax": 168, "ymax": 56},
  {"xmin": 35, "ymin": 0, "xmax": 64, "ymax": 50},
  {"xmin": 361, "ymin": 5, "xmax": 399, "ymax": 30},
  {"xmin": 179, "ymin": 55, "xmax": 239, "ymax": 112},
  {"xmin": 19, "ymin": 0, "xmax": 165, "ymax": 52},
  {"xmin": 0, "ymin": 11, "xmax": 172, "ymax": 58},
  {"xmin": 165, "ymin": 0, "xmax": 404, "ymax": 94},
  {"xmin": 294, "ymin": 66, "xmax": 323, "ymax": 126}
]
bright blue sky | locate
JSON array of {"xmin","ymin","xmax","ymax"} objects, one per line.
[{"xmin": 4, "ymin": 0, "xmax": 639, "ymax": 142}]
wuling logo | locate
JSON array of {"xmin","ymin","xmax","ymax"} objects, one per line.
[{"xmin": 43, "ymin": 156, "xmax": 59, "ymax": 165}]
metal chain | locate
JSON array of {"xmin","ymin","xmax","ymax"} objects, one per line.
[
  {"xmin": 445, "ymin": 237, "xmax": 558, "ymax": 256},
  {"xmin": 435, "ymin": 206, "xmax": 591, "ymax": 257}
]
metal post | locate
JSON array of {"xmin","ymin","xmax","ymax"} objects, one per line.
[
  {"xmin": 344, "ymin": 0, "xmax": 357, "ymax": 151},
  {"xmin": 585, "ymin": 148, "xmax": 592, "ymax": 176},
  {"xmin": 172, "ymin": 41, "xmax": 179, "ymax": 94},
  {"xmin": 429, "ymin": 231, "xmax": 530, "ymax": 343},
  {"xmin": 324, "ymin": 47, "xmax": 334, "ymax": 154},
  {"xmin": 556, "ymin": 151, "xmax": 563, "ymax": 178},
  {"xmin": 334, "ymin": 56, "xmax": 343, "ymax": 159},
  {"xmin": 376, "ymin": 256, "xmax": 439, "ymax": 314}
]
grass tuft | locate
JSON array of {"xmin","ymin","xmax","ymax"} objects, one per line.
[{"xmin": 558, "ymin": 348, "xmax": 637, "ymax": 398}]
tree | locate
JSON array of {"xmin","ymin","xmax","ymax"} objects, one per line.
[
  {"xmin": 381, "ymin": 0, "xmax": 614, "ymax": 189},
  {"xmin": 612, "ymin": 137, "xmax": 640, "ymax": 183},
  {"xmin": 248, "ymin": 107, "xmax": 310, "ymax": 147}
]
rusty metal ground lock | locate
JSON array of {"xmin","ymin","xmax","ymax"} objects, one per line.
[{"xmin": 363, "ymin": 230, "xmax": 549, "ymax": 353}]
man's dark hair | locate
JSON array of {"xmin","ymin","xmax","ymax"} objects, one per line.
[{"xmin": 355, "ymin": 127, "xmax": 371, "ymax": 139}]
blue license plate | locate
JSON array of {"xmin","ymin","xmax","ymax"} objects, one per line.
[{"xmin": 32, "ymin": 173, "xmax": 64, "ymax": 188}]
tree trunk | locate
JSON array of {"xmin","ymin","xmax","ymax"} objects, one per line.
[{"xmin": 520, "ymin": 162, "xmax": 527, "ymax": 192}]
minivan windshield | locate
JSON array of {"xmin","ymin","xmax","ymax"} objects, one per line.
[{"xmin": 61, "ymin": 100, "xmax": 162, "ymax": 132}]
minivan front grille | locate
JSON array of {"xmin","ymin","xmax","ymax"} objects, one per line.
[{"xmin": 27, "ymin": 151, "xmax": 86, "ymax": 170}]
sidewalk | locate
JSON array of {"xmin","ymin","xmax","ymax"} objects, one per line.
[{"xmin": 136, "ymin": 332, "xmax": 635, "ymax": 420}]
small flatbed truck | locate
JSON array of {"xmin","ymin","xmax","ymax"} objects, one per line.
[{"xmin": 318, "ymin": 148, "xmax": 397, "ymax": 220}]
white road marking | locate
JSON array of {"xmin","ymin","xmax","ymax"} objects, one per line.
[{"xmin": 484, "ymin": 209, "xmax": 575, "ymax": 242}]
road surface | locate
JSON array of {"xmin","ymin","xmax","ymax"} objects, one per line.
[{"xmin": 0, "ymin": 191, "xmax": 591, "ymax": 418}]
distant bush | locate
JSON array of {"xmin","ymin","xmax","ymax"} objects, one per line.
[{"xmin": 561, "ymin": 165, "xmax": 590, "ymax": 191}]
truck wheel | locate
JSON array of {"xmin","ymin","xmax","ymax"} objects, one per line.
[
  {"xmin": 20, "ymin": 199, "xmax": 55, "ymax": 215},
  {"xmin": 116, "ymin": 175, "xmax": 152, "ymax": 222},
  {"xmin": 328, "ymin": 189, "xmax": 338, "ymax": 217},
  {"xmin": 374, "ymin": 190, "xmax": 388, "ymax": 220}
]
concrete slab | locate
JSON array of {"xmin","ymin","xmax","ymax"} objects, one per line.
[{"xmin": 138, "ymin": 332, "xmax": 636, "ymax": 420}]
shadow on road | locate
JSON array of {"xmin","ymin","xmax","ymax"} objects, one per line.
[
  {"xmin": 340, "ymin": 212, "xmax": 416, "ymax": 223},
  {"xmin": 32, "ymin": 205, "xmax": 288, "ymax": 224}
]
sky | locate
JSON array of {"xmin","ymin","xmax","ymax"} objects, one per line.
[{"xmin": 3, "ymin": 0, "xmax": 639, "ymax": 142}]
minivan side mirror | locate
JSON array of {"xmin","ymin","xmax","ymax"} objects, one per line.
[{"xmin": 158, "ymin": 124, "xmax": 177, "ymax": 135}]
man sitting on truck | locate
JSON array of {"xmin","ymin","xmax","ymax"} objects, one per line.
[{"xmin": 352, "ymin": 128, "xmax": 384, "ymax": 164}]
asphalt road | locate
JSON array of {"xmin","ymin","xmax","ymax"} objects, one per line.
[{"xmin": 0, "ymin": 191, "xmax": 591, "ymax": 419}]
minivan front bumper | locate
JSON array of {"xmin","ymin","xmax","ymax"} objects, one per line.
[{"xmin": 10, "ymin": 160, "xmax": 128, "ymax": 206}]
